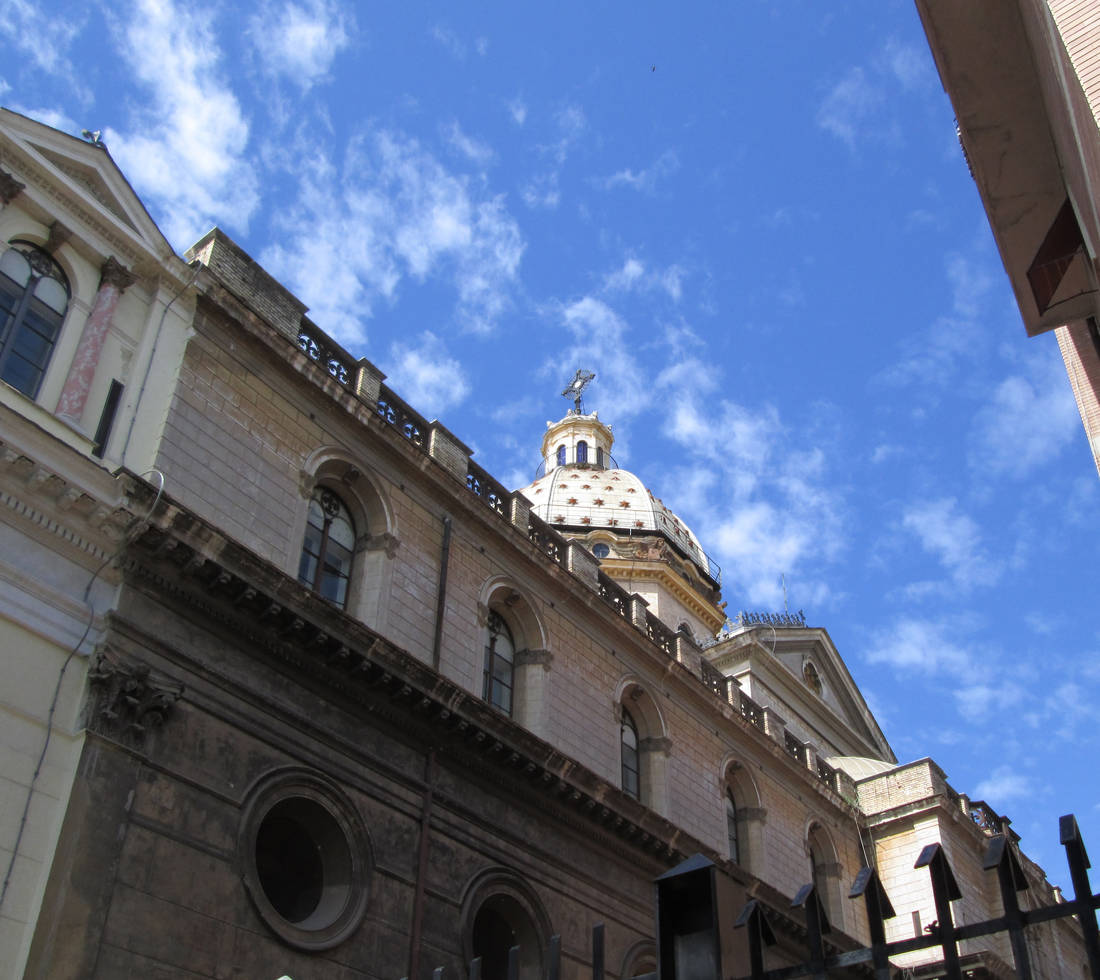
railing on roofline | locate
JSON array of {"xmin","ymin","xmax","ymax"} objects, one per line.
[
  {"xmin": 646, "ymin": 614, "xmax": 676, "ymax": 659},
  {"xmin": 596, "ymin": 570, "xmax": 631, "ymax": 622},
  {"xmin": 739, "ymin": 693, "xmax": 765, "ymax": 732},
  {"xmin": 297, "ymin": 324, "xmax": 356, "ymax": 387},
  {"xmin": 466, "ymin": 460, "xmax": 508, "ymax": 519},
  {"xmin": 376, "ymin": 385, "xmax": 427, "ymax": 448},
  {"xmin": 527, "ymin": 513, "xmax": 567, "ymax": 566}
]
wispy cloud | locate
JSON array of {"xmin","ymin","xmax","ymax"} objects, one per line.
[
  {"xmin": 594, "ymin": 150, "xmax": 679, "ymax": 193},
  {"xmin": 105, "ymin": 0, "xmax": 259, "ymax": 248},
  {"xmin": 385, "ymin": 331, "xmax": 471, "ymax": 417},
  {"xmin": 262, "ymin": 128, "xmax": 524, "ymax": 344},
  {"xmin": 603, "ymin": 256, "xmax": 684, "ymax": 301},
  {"xmin": 507, "ymin": 97, "xmax": 527, "ymax": 126},
  {"xmin": 521, "ymin": 104, "xmax": 586, "ymax": 210},
  {"xmin": 0, "ymin": 0, "xmax": 89, "ymax": 101},
  {"xmin": 968, "ymin": 349, "xmax": 1080, "ymax": 478},
  {"xmin": 864, "ymin": 616, "xmax": 975, "ymax": 675},
  {"xmin": 900, "ymin": 496, "xmax": 1001, "ymax": 591},
  {"xmin": 816, "ymin": 67, "xmax": 882, "ymax": 148},
  {"xmin": 249, "ymin": 0, "xmax": 351, "ymax": 90},
  {"xmin": 974, "ymin": 764, "xmax": 1034, "ymax": 806},
  {"xmin": 444, "ymin": 120, "xmax": 494, "ymax": 166},
  {"xmin": 432, "ymin": 23, "xmax": 470, "ymax": 60}
]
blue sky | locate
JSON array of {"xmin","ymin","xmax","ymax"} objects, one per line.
[{"xmin": 5, "ymin": 0, "xmax": 1098, "ymax": 891}]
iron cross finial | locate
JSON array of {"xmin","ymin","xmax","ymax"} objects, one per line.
[{"xmin": 561, "ymin": 369, "xmax": 595, "ymax": 414}]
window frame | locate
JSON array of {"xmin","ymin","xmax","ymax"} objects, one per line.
[
  {"xmin": 621, "ymin": 707, "xmax": 640, "ymax": 800},
  {"xmin": 483, "ymin": 609, "xmax": 517, "ymax": 716},
  {"xmin": 298, "ymin": 486, "xmax": 357, "ymax": 608},
  {"xmin": 0, "ymin": 241, "xmax": 70, "ymax": 400},
  {"xmin": 725, "ymin": 789, "xmax": 740, "ymax": 864}
]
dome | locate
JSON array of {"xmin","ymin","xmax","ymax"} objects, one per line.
[
  {"xmin": 521, "ymin": 466, "xmax": 715, "ymax": 580},
  {"xmin": 517, "ymin": 409, "xmax": 719, "ymax": 587}
]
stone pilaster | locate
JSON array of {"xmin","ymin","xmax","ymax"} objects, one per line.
[{"xmin": 55, "ymin": 257, "xmax": 136, "ymax": 426}]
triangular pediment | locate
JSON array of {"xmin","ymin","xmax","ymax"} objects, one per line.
[
  {"xmin": 708, "ymin": 626, "xmax": 895, "ymax": 764},
  {"xmin": 0, "ymin": 108, "xmax": 175, "ymax": 264}
]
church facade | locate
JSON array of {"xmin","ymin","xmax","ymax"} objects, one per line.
[{"xmin": 0, "ymin": 108, "xmax": 1088, "ymax": 979}]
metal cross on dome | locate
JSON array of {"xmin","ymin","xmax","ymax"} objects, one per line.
[{"xmin": 561, "ymin": 368, "xmax": 595, "ymax": 414}]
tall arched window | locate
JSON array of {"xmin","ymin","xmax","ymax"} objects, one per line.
[
  {"xmin": 298, "ymin": 487, "xmax": 356, "ymax": 608},
  {"xmin": 556, "ymin": 444, "xmax": 566, "ymax": 466},
  {"xmin": 621, "ymin": 708, "xmax": 640, "ymax": 800},
  {"xmin": 725, "ymin": 790, "xmax": 739, "ymax": 864},
  {"xmin": 596, "ymin": 447, "xmax": 604, "ymax": 468},
  {"xmin": 576, "ymin": 440, "xmax": 588, "ymax": 464},
  {"xmin": 0, "ymin": 242, "xmax": 70, "ymax": 399},
  {"xmin": 483, "ymin": 610, "xmax": 516, "ymax": 715}
]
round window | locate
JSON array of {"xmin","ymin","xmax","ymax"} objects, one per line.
[
  {"xmin": 592, "ymin": 543, "xmax": 610, "ymax": 559},
  {"xmin": 240, "ymin": 771, "xmax": 370, "ymax": 950}
]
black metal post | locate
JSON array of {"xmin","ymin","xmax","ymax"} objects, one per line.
[
  {"xmin": 850, "ymin": 866, "xmax": 895, "ymax": 980},
  {"xmin": 592, "ymin": 922, "xmax": 605, "ymax": 980},
  {"xmin": 507, "ymin": 945, "xmax": 519, "ymax": 980},
  {"xmin": 469, "ymin": 956, "xmax": 482, "ymax": 980},
  {"xmin": 733, "ymin": 899, "xmax": 775, "ymax": 980},
  {"xmin": 983, "ymin": 835, "xmax": 1032, "ymax": 980},
  {"xmin": 548, "ymin": 934, "xmax": 561, "ymax": 980},
  {"xmin": 792, "ymin": 884, "xmax": 828, "ymax": 980},
  {"xmin": 1061, "ymin": 814, "xmax": 1100, "ymax": 978},
  {"xmin": 916, "ymin": 844, "xmax": 962, "ymax": 980}
]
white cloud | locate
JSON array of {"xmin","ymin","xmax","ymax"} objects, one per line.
[
  {"xmin": 105, "ymin": 0, "xmax": 258, "ymax": 248},
  {"xmin": 973, "ymin": 764, "xmax": 1033, "ymax": 805},
  {"xmin": 969, "ymin": 350, "xmax": 1080, "ymax": 478},
  {"xmin": 901, "ymin": 497, "xmax": 1001, "ymax": 590},
  {"xmin": 816, "ymin": 67, "xmax": 882, "ymax": 148},
  {"xmin": 444, "ymin": 121, "xmax": 494, "ymax": 166},
  {"xmin": 249, "ymin": 0, "xmax": 351, "ymax": 89},
  {"xmin": 594, "ymin": 150, "xmax": 679, "ymax": 193},
  {"xmin": 262, "ymin": 128, "xmax": 524, "ymax": 344},
  {"xmin": 385, "ymin": 331, "xmax": 470, "ymax": 417},
  {"xmin": 882, "ymin": 38, "xmax": 931, "ymax": 91},
  {"xmin": 12, "ymin": 106, "xmax": 77, "ymax": 135},
  {"xmin": 864, "ymin": 617, "xmax": 974, "ymax": 676}
]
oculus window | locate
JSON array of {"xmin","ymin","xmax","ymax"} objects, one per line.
[{"xmin": 0, "ymin": 242, "xmax": 70, "ymax": 399}]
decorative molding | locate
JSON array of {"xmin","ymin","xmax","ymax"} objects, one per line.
[
  {"xmin": 297, "ymin": 469, "xmax": 316, "ymax": 499},
  {"xmin": 515, "ymin": 648, "xmax": 552, "ymax": 671},
  {"xmin": 362, "ymin": 531, "xmax": 399, "ymax": 559},
  {"xmin": 639, "ymin": 735, "xmax": 672, "ymax": 757}
]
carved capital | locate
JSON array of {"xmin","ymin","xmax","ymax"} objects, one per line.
[
  {"xmin": 476, "ymin": 601, "xmax": 490, "ymax": 628},
  {"xmin": 298, "ymin": 469, "xmax": 317, "ymax": 499},
  {"xmin": 0, "ymin": 169, "xmax": 25, "ymax": 205},
  {"xmin": 89, "ymin": 650, "xmax": 184, "ymax": 739},
  {"xmin": 100, "ymin": 255, "xmax": 136, "ymax": 293},
  {"xmin": 361, "ymin": 531, "xmax": 399, "ymax": 559},
  {"xmin": 639, "ymin": 735, "xmax": 672, "ymax": 757},
  {"xmin": 739, "ymin": 806, "xmax": 768, "ymax": 824},
  {"xmin": 515, "ymin": 648, "xmax": 552, "ymax": 671},
  {"xmin": 47, "ymin": 221, "xmax": 73, "ymax": 253}
]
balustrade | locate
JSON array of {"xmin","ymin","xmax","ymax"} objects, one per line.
[{"xmin": 297, "ymin": 327, "xmax": 353, "ymax": 386}]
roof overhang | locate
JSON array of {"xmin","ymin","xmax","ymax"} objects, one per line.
[{"xmin": 914, "ymin": 0, "xmax": 1100, "ymax": 335}]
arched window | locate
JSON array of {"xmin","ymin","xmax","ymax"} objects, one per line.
[
  {"xmin": 556, "ymin": 444, "xmax": 566, "ymax": 466},
  {"xmin": 621, "ymin": 708, "xmax": 640, "ymax": 800},
  {"xmin": 596, "ymin": 447, "xmax": 604, "ymax": 468},
  {"xmin": 725, "ymin": 790, "xmax": 739, "ymax": 864},
  {"xmin": 806, "ymin": 822, "xmax": 841, "ymax": 923},
  {"xmin": 483, "ymin": 610, "xmax": 516, "ymax": 715},
  {"xmin": 298, "ymin": 487, "xmax": 356, "ymax": 608},
  {"xmin": 0, "ymin": 242, "xmax": 70, "ymax": 399},
  {"xmin": 576, "ymin": 440, "xmax": 588, "ymax": 464}
]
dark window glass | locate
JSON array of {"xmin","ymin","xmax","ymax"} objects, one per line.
[
  {"xmin": 596, "ymin": 447, "xmax": 604, "ymax": 468},
  {"xmin": 298, "ymin": 487, "xmax": 356, "ymax": 608},
  {"xmin": 483, "ymin": 610, "xmax": 516, "ymax": 715},
  {"xmin": 556, "ymin": 444, "xmax": 566, "ymax": 466},
  {"xmin": 592, "ymin": 543, "xmax": 610, "ymax": 559},
  {"xmin": 0, "ymin": 243, "xmax": 70, "ymax": 399},
  {"xmin": 576, "ymin": 440, "xmax": 588, "ymax": 463},
  {"xmin": 726, "ymin": 791, "xmax": 739, "ymax": 863},
  {"xmin": 621, "ymin": 708, "xmax": 640, "ymax": 799}
]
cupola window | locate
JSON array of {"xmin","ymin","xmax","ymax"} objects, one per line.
[
  {"xmin": 0, "ymin": 242, "xmax": 70, "ymax": 399},
  {"xmin": 576, "ymin": 440, "xmax": 588, "ymax": 464},
  {"xmin": 556, "ymin": 444, "xmax": 566, "ymax": 466}
]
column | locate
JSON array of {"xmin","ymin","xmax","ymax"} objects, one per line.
[{"xmin": 55, "ymin": 256, "xmax": 136, "ymax": 426}]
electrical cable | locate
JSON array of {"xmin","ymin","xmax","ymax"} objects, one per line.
[{"xmin": 0, "ymin": 469, "xmax": 164, "ymax": 915}]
